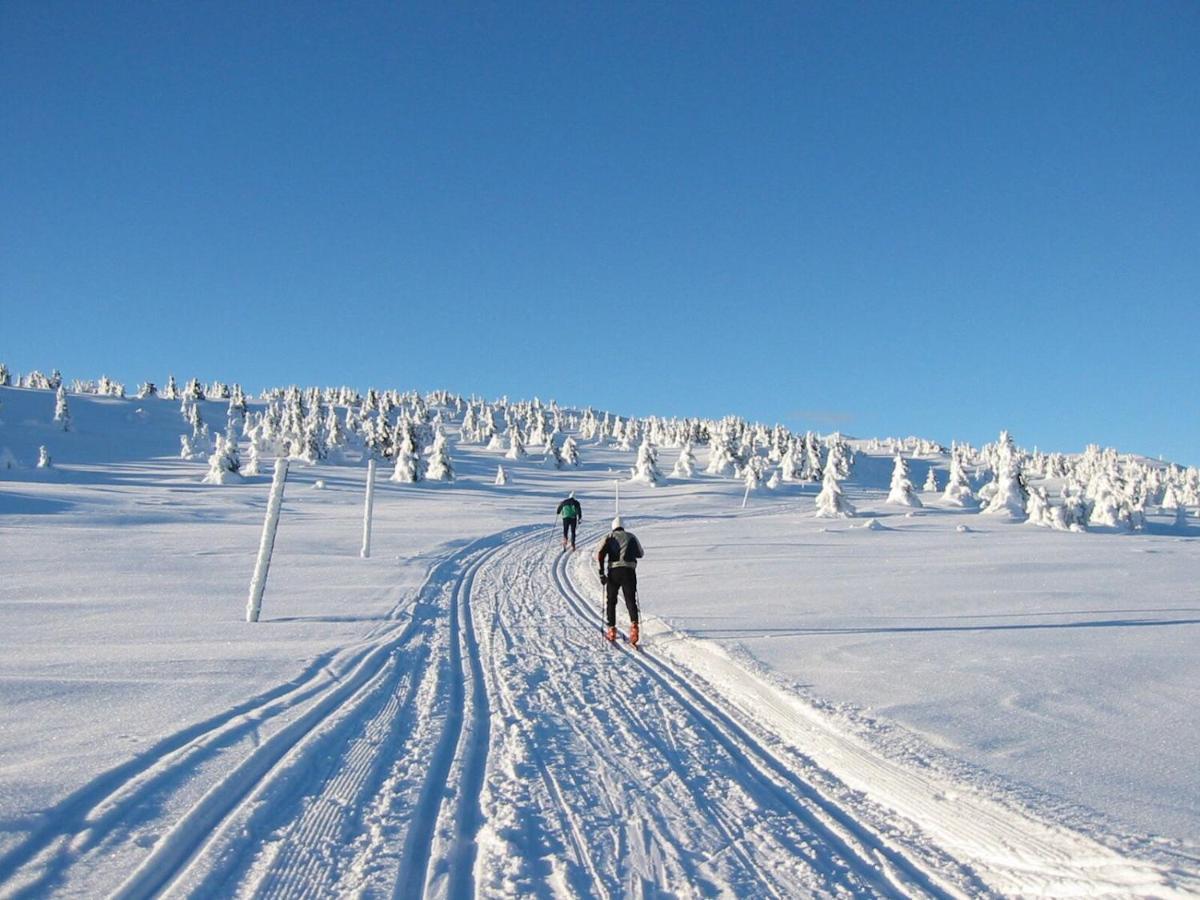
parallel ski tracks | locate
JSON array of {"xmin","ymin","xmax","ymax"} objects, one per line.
[
  {"xmin": 543, "ymin": 527, "xmax": 982, "ymax": 898},
  {"xmin": 0, "ymin": 525, "xmax": 542, "ymax": 900}
]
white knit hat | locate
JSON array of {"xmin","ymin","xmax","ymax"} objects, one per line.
[{"xmin": 611, "ymin": 516, "xmax": 623, "ymax": 530}]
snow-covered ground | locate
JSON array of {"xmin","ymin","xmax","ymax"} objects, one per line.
[{"xmin": 1, "ymin": 383, "xmax": 1197, "ymax": 897}]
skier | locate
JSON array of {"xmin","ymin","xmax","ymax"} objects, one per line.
[
  {"xmin": 556, "ymin": 491, "xmax": 582, "ymax": 550},
  {"xmin": 596, "ymin": 516, "xmax": 643, "ymax": 645}
]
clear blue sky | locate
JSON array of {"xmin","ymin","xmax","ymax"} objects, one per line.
[{"xmin": 2, "ymin": 2, "xmax": 1197, "ymax": 463}]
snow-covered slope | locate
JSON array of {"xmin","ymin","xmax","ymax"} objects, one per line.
[{"xmin": 1, "ymin": 382, "xmax": 1197, "ymax": 897}]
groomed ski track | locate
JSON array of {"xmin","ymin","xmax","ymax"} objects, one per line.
[{"xmin": 0, "ymin": 523, "xmax": 1188, "ymax": 898}]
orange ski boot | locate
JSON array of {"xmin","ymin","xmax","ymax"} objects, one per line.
[
  {"xmin": 606, "ymin": 626, "xmax": 617, "ymax": 643},
  {"xmin": 629, "ymin": 623, "xmax": 640, "ymax": 647}
]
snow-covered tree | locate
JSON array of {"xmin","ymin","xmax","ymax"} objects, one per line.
[
  {"xmin": 630, "ymin": 438, "xmax": 662, "ymax": 485},
  {"xmin": 981, "ymin": 433, "xmax": 1027, "ymax": 519},
  {"xmin": 243, "ymin": 433, "xmax": 263, "ymax": 476},
  {"xmin": 494, "ymin": 464, "xmax": 508, "ymax": 486},
  {"xmin": 778, "ymin": 440, "xmax": 799, "ymax": 482},
  {"xmin": 425, "ymin": 434, "xmax": 454, "ymax": 482},
  {"xmin": 923, "ymin": 467, "xmax": 940, "ymax": 493},
  {"xmin": 942, "ymin": 450, "xmax": 975, "ymax": 506},
  {"xmin": 672, "ymin": 441, "xmax": 696, "ymax": 479},
  {"xmin": 705, "ymin": 432, "xmax": 736, "ymax": 476},
  {"xmin": 1086, "ymin": 473, "xmax": 1133, "ymax": 530},
  {"xmin": 543, "ymin": 436, "xmax": 564, "ymax": 470},
  {"xmin": 0, "ymin": 363, "xmax": 10, "ymax": 387},
  {"xmin": 803, "ymin": 434, "xmax": 823, "ymax": 482},
  {"xmin": 54, "ymin": 386, "xmax": 70, "ymax": 431},
  {"xmin": 814, "ymin": 464, "xmax": 855, "ymax": 518},
  {"xmin": 886, "ymin": 455, "xmax": 922, "ymax": 507},
  {"xmin": 202, "ymin": 434, "xmax": 242, "ymax": 484},
  {"xmin": 504, "ymin": 427, "xmax": 528, "ymax": 460},
  {"xmin": 180, "ymin": 434, "xmax": 201, "ymax": 460},
  {"xmin": 390, "ymin": 420, "xmax": 422, "ymax": 483},
  {"xmin": 562, "ymin": 435, "xmax": 581, "ymax": 467},
  {"xmin": 162, "ymin": 375, "xmax": 179, "ymax": 400},
  {"xmin": 37, "ymin": 445, "xmax": 52, "ymax": 468}
]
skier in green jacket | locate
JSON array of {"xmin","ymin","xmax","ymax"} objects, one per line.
[{"xmin": 556, "ymin": 491, "xmax": 582, "ymax": 550}]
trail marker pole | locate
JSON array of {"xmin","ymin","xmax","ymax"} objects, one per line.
[
  {"xmin": 614, "ymin": 480, "xmax": 620, "ymax": 516},
  {"xmin": 246, "ymin": 457, "xmax": 289, "ymax": 623},
  {"xmin": 361, "ymin": 458, "xmax": 377, "ymax": 559},
  {"xmin": 742, "ymin": 478, "xmax": 752, "ymax": 509}
]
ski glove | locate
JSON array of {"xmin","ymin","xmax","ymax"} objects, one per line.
[{"xmin": 599, "ymin": 573, "xmax": 607, "ymax": 586}]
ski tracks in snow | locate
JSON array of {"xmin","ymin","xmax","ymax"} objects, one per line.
[{"xmin": 0, "ymin": 523, "xmax": 1193, "ymax": 898}]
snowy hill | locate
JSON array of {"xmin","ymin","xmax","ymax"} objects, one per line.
[{"xmin": 1, "ymin": 373, "xmax": 1198, "ymax": 897}]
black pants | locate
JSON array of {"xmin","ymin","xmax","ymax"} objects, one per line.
[
  {"xmin": 561, "ymin": 518, "xmax": 577, "ymax": 545},
  {"xmin": 605, "ymin": 567, "xmax": 639, "ymax": 626}
]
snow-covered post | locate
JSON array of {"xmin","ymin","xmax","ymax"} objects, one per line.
[
  {"xmin": 614, "ymin": 480, "xmax": 620, "ymax": 515},
  {"xmin": 361, "ymin": 458, "xmax": 377, "ymax": 559},
  {"xmin": 246, "ymin": 457, "xmax": 289, "ymax": 623}
]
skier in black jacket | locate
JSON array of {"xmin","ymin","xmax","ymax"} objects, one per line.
[
  {"xmin": 556, "ymin": 491, "xmax": 582, "ymax": 550},
  {"xmin": 596, "ymin": 516, "xmax": 644, "ymax": 645}
]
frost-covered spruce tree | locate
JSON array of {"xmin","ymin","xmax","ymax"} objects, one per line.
[
  {"xmin": 180, "ymin": 434, "xmax": 201, "ymax": 460},
  {"xmin": 504, "ymin": 425, "xmax": 526, "ymax": 460},
  {"xmin": 981, "ymin": 433, "xmax": 1027, "ymax": 519},
  {"xmin": 630, "ymin": 438, "xmax": 662, "ymax": 485},
  {"xmin": 1160, "ymin": 483, "xmax": 1183, "ymax": 512},
  {"xmin": 814, "ymin": 464, "xmax": 856, "ymax": 518},
  {"xmin": 484, "ymin": 420, "xmax": 504, "ymax": 451},
  {"xmin": 390, "ymin": 420, "xmax": 422, "ymax": 483},
  {"xmin": 778, "ymin": 439, "xmax": 799, "ymax": 482},
  {"xmin": 672, "ymin": 441, "xmax": 696, "ymax": 479},
  {"xmin": 0, "ymin": 363, "xmax": 10, "ymax": 386},
  {"xmin": 804, "ymin": 434, "xmax": 823, "ymax": 482},
  {"xmin": 1025, "ymin": 485, "xmax": 1056, "ymax": 528},
  {"xmin": 562, "ymin": 435, "xmax": 581, "ymax": 467},
  {"xmin": 886, "ymin": 455, "xmax": 923, "ymax": 507},
  {"xmin": 323, "ymin": 406, "xmax": 348, "ymax": 460},
  {"xmin": 923, "ymin": 467, "xmax": 940, "ymax": 493},
  {"xmin": 543, "ymin": 435, "xmax": 564, "ymax": 469},
  {"xmin": 1086, "ymin": 473, "xmax": 1132, "ymax": 530},
  {"xmin": 766, "ymin": 469, "xmax": 781, "ymax": 490},
  {"xmin": 37, "ymin": 445, "xmax": 52, "ymax": 468},
  {"xmin": 54, "ymin": 386, "xmax": 71, "ymax": 431},
  {"xmin": 162, "ymin": 374, "xmax": 179, "ymax": 400},
  {"xmin": 243, "ymin": 432, "xmax": 263, "ymax": 476},
  {"xmin": 827, "ymin": 434, "xmax": 854, "ymax": 479},
  {"xmin": 136, "ymin": 381, "xmax": 157, "ymax": 399},
  {"xmin": 942, "ymin": 449, "xmax": 975, "ymax": 506},
  {"xmin": 202, "ymin": 434, "xmax": 243, "ymax": 484},
  {"xmin": 705, "ymin": 432, "xmax": 736, "ymax": 476},
  {"xmin": 527, "ymin": 412, "xmax": 548, "ymax": 448},
  {"xmin": 426, "ymin": 429, "xmax": 455, "ymax": 481},
  {"xmin": 494, "ymin": 464, "xmax": 508, "ymax": 486}
]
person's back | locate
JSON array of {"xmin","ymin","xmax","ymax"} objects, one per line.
[
  {"xmin": 556, "ymin": 492, "xmax": 582, "ymax": 550},
  {"xmin": 596, "ymin": 516, "xmax": 643, "ymax": 645}
]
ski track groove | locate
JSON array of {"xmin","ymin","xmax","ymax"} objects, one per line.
[{"xmin": 483, "ymin": 557, "xmax": 613, "ymax": 900}]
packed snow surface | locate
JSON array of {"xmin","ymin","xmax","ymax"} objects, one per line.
[{"xmin": 1, "ymin": 384, "xmax": 1197, "ymax": 898}]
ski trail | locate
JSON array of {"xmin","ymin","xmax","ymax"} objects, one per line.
[
  {"xmin": 554, "ymin": 526, "xmax": 1191, "ymax": 899},
  {"xmin": 0, "ymin": 528, "xmax": 534, "ymax": 900},
  {"xmin": 468, "ymin": 529, "xmax": 958, "ymax": 897}
]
